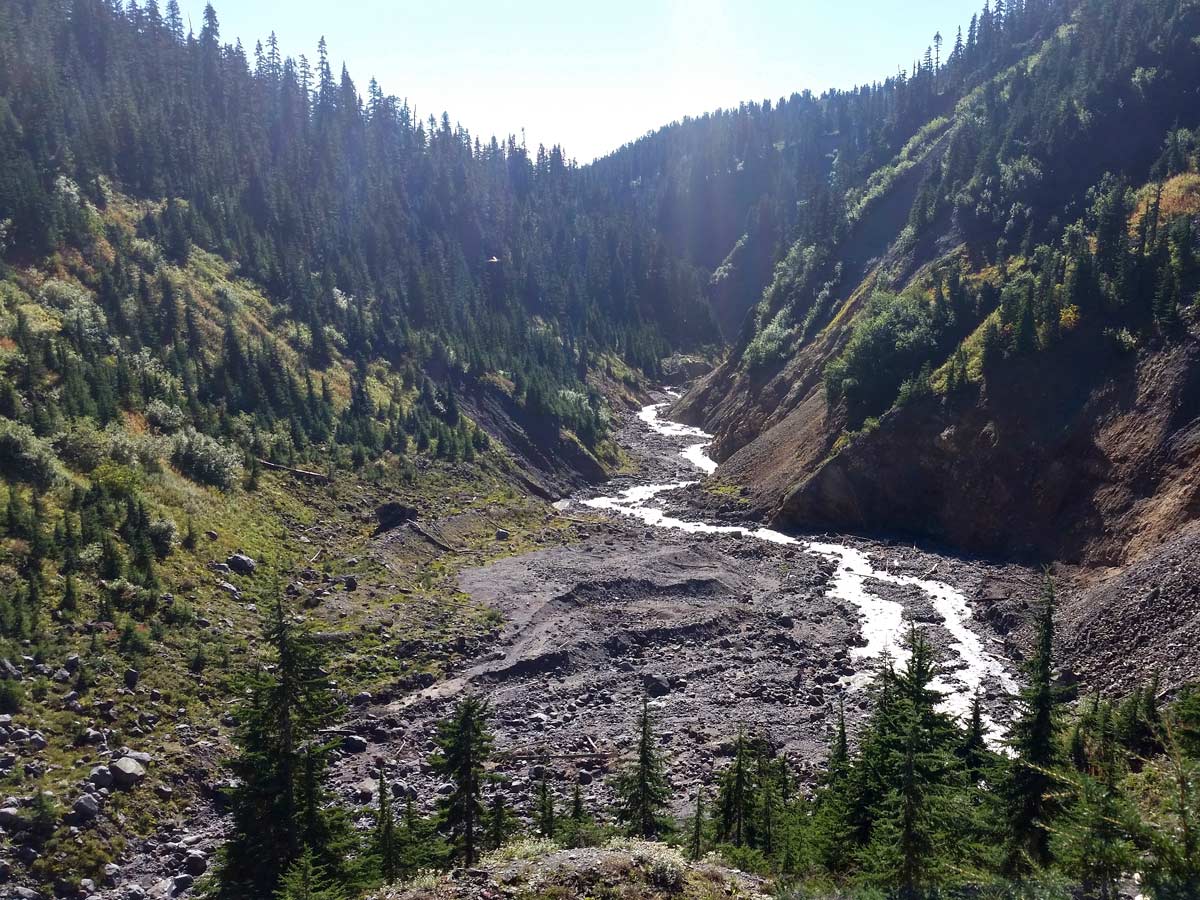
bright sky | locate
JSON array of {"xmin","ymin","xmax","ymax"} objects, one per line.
[{"xmin": 181, "ymin": 0, "xmax": 985, "ymax": 163}]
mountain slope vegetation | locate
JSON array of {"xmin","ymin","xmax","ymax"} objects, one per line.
[{"xmin": 678, "ymin": 0, "xmax": 1200, "ymax": 570}]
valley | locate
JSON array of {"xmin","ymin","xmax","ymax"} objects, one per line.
[{"xmin": 329, "ymin": 392, "xmax": 1032, "ymax": 831}]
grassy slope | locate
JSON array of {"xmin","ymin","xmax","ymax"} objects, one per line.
[{"xmin": 0, "ymin": 184, "xmax": 619, "ymax": 887}]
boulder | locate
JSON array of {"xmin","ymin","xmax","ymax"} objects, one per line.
[
  {"xmin": 0, "ymin": 805, "xmax": 25, "ymax": 829},
  {"xmin": 89, "ymin": 766, "xmax": 114, "ymax": 788},
  {"xmin": 341, "ymin": 734, "xmax": 369, "ymax": 754},
  {"xmin": 73, "ymin": 793, "xmax": 101, "ymax": 821},
  {"xmin": 109, "ymin": 757, "xmax": 147, "ymax": 789},
  {"xmin": 642, "ymin": 674, "xmax": 671, "ymax": 698},
  {"xmin": 124, "ymin": 668, "xmax": 140, "ymax": 689},
  {"xmin": 183, "ymin": 851, "xmax": 207, "ymax": 876},
  {"xmin": 226, "ymin": 554, "xmax": 257, "ymax": 576}
]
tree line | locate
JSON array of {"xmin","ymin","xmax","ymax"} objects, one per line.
[{"xmin": 221, "ymin": 581, "xmax": 1200, "ymax": 900}]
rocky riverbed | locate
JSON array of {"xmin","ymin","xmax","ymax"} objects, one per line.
[{"xmin": 329, "ymin": 391, "xmax": 1036, "ymax": 825}]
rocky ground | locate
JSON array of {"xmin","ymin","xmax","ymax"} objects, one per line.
[{"xmin": 327, "ymin": 395, "xmax": 1039, "ymax": 830}]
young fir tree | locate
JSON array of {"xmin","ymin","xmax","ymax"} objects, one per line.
[
  {"xmin": 717, "ymin": 730, "xmax": 756, "ymax": 847},
  {"xmin": 486, "ymin": 789, "xmax": 515, "ymax": 852},
  {"xmin": 614, "ymin": 696, "xmax": 671, "ymax": 839},
  {"xmin": 431, "ymin": 695, "xmax": 493, "ymax": 866},
  {"xmin": 1053, "ymin": 710, "xmax": 1138, "ymax": 899},
  {"xmin": 217, "ymin": 598, "xmax": 350, "ymax": 899},
  {"xmin": 276, "ymin": 846, "xmax": 347, "ymax": 900},
  {"xmin": 535, "ymin": 772, "xmax": 557, "ymax": 839},
  {"xmin": 1002, "ymin": 575, "xmax": 1063, "ymax": 876},
  {"xmin": 373, "ymin": 763, "xmax": 401, "ymax": 883},
  {"xmin": 859, "ymin": 628, "xmax": 969, "ymax": 896},
  {"xmin": 688, "ymin": 789, "xmax": 706, "ymax": 861},
  {"xmin": 564, "ymin": 782, "xmax": 593, "ymax": 849}
]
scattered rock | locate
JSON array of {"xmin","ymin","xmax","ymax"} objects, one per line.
[
  {"xmin": 72, "ymin": 793, "xmax": 101, "ymax": 821},
  {"xmin": 642, "ymin": 674, "xmax": 671, "ymax": 698},
  {"xmin": 341, "ymin": 734, "xmax": 369, "ymax": 754},
  {"xmin": 226, "ymin": 553, "xmax": 257, "ymax": 576},
  {"xmin": 124, "ymin": 668, "xmax": 141, "ymax": 689},
  {"xmin": 109, "ymin": 757, "xmax": 147, "ymax": 789}
]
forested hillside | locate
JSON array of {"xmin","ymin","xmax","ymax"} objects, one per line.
[{"xmin": 678, "ymin": 0, "xmax": 1200, "ymax": 569}]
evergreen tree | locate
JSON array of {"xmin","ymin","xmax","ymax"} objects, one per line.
[
  {"xmin": 218, "ymin": 598, "xmax": 349, "ymax": 898},
  {"xmin": 535, "ymin": 771, "xmax": 556, "ymax": 839},
  {"xmin": 1002, "ymin": 575, "xmax": 1063, "ymax": 875},
  {"xmin": 373, "ymin": 763, "xmax": 401, "ymax": 883},
  {"xmin": 431, "ymin": 696, "xmax": 493, "ymax": 866},
  {"xmin": 614, "ymin": 696, "xmax": 671, "ymax": 839}
]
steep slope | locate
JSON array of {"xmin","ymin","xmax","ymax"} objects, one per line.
[{"xmin": 680, "ymin": 0, "xmax": 1200, "ymax": 578}]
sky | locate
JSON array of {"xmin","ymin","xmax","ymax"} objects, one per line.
[{"xmin": 181, "ymin": 0, "xmax": 986, "ymax": 163}]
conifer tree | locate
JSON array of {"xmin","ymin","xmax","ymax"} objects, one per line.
[
  {"xmin": 688, "ymin": 789, "xmax": 706, "ymax": 861},
  {"xmin": 536, "ymin": 772, "xmax": 556, "ymax": 839},
  {"xmin": 1002, "ymin": 575, "xmax": 1063, "ymax": 875},
  {"xmin": 218, "ymin": 598, "xmax": 348, "ymax": 898},
  {"xmin": 373, "ymin": 763, "xmax": 401, "ymax": 883},
  {"xmin": 614, "ymin": 696, "xmax": 671, "ymax": 839},
  {"xmin": 431, "ymin": 695, "xmax": 493, "ymax": 866},
  {"xmin": 486, "ymin": 789, "xmax": 515, "ymax": 852}
]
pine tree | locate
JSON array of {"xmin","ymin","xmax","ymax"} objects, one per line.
[
  {"xmin": 535, "ymin": 772, "xmax": 556, "ymax": 839},
  {"xmin": 431, "ymin": 695, "xmax": 493, "ymax": 866},
  {"xmin": 217, "ymin": 598, "xmax": 348, "ymax": 898},
  {"xmin": 718, "ymin": 730, "xmax": 755, "ymax": 847},
  {"xmin": 276, "ymin": 847, "xmax": 347, "ymax": 900},
  {"xmin": 486, "ymin": 789, "xmax": 514, "ymax": 852},
  {"xmin": 614, "ymin": 696, "xmax": 671, "ymax": 839}
]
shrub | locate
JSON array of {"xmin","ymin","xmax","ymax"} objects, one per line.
[
  {"xmin": 0, "ymin": 418, "xmax": 62, "ymax": 488},
  {"xmin": 55, "ymin": 419, "xmax": 107, "ymax": 472},
  {"xmin": 145, "ymin": 399, "xmax": 186, "ymax": 434},
  {"xmin": 171, "ymin": 428, "xmax": 242, "ymax": 490},
  {"xmin": 147, "ymin": 517, "xmax": 177, "ymax": 559},
  {"xmin": 0, "ymin": 678, "xmax": 23, "ymax": 713}
]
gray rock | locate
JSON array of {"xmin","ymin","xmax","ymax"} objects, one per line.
[
  {"xmin": 109, "ymin": 757, "xmax": 147, "ymax": 789},
  {"xmin": 226, "ymin": 553, "xmax": 257, "ymax": 576},
  {"xmin": 341, "ymin": 734, "xmax": 368, "ymax": 754},
  {"xmin": 124, "ymin": 668, "xmax": 140, "ymax": 689},
  {"xmin": 216, "ymin": 580, "xmax": 241, "ymax": 598},
  {"xmin": 642, "ymin": 674, "xmax": 671, "ymax": 697},
  {"xmin": 90, "ymin": 766, "xmax": 114, "ymax": 788},
  {"xmin": 183, "ymin": 851, "xmax": 207, "ymax": 876},
  {"xmin": 495, "ymin": 528, "xmax": 510, "ymax": 541},
  {"xmin": 73, "ymin": 793, "xmax": 101, "ymax": 820},
  {"xmin": 172, "ymin": 873, "xmax": 194, "ymax": 894},
  {"xmin": 0, "ymin": 805, "xmax": 25, "ymax": 828}
]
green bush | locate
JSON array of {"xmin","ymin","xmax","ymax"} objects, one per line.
[
  {"xmin": 171, "ymin": 428, "xmax": 242, "ymax": 490},
  {"xmin": 0, "ymin": 418, "xmax": 62, "ymax": 488},
  {"xmin": 0, "ymin": 678, "xmax": 23, "ymax": 713}
]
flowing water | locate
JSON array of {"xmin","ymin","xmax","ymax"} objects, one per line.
[{"xmin": 583, "ymin": 401, "xmax": 1017, "ymax": 727}]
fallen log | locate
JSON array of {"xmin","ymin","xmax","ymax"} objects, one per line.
[
  {"xmin": 257, "ymin": 458, "xmax": 330, "ymax": 483},
  {"xmin": 408, "ymin": 521, "xmax": 459, "ymax": 553}
]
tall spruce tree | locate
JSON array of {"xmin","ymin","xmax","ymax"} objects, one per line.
[
  {"xmin": 614, "ymin": 696, "xmax": 671, "ymax": 839},
  {"xmin": 218, "ymin": 598, "xmax": 349, "ymax": 898},
  {"xmin": 1002, "ymin": 575, "xmax": 1063, "ymax": 875},
  {"xmin": 431, "ymin": 695, "xmax": 493, "ymax": 866}
]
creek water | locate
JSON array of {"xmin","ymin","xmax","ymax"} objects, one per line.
[{"xmin": 581, "ymin": 401, "xmax": 1017, "ymax": 728}]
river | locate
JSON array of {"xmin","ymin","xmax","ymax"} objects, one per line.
[{"xmin": 578, "ymin": 399, "xmax": 1017, "ymax": 729}]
